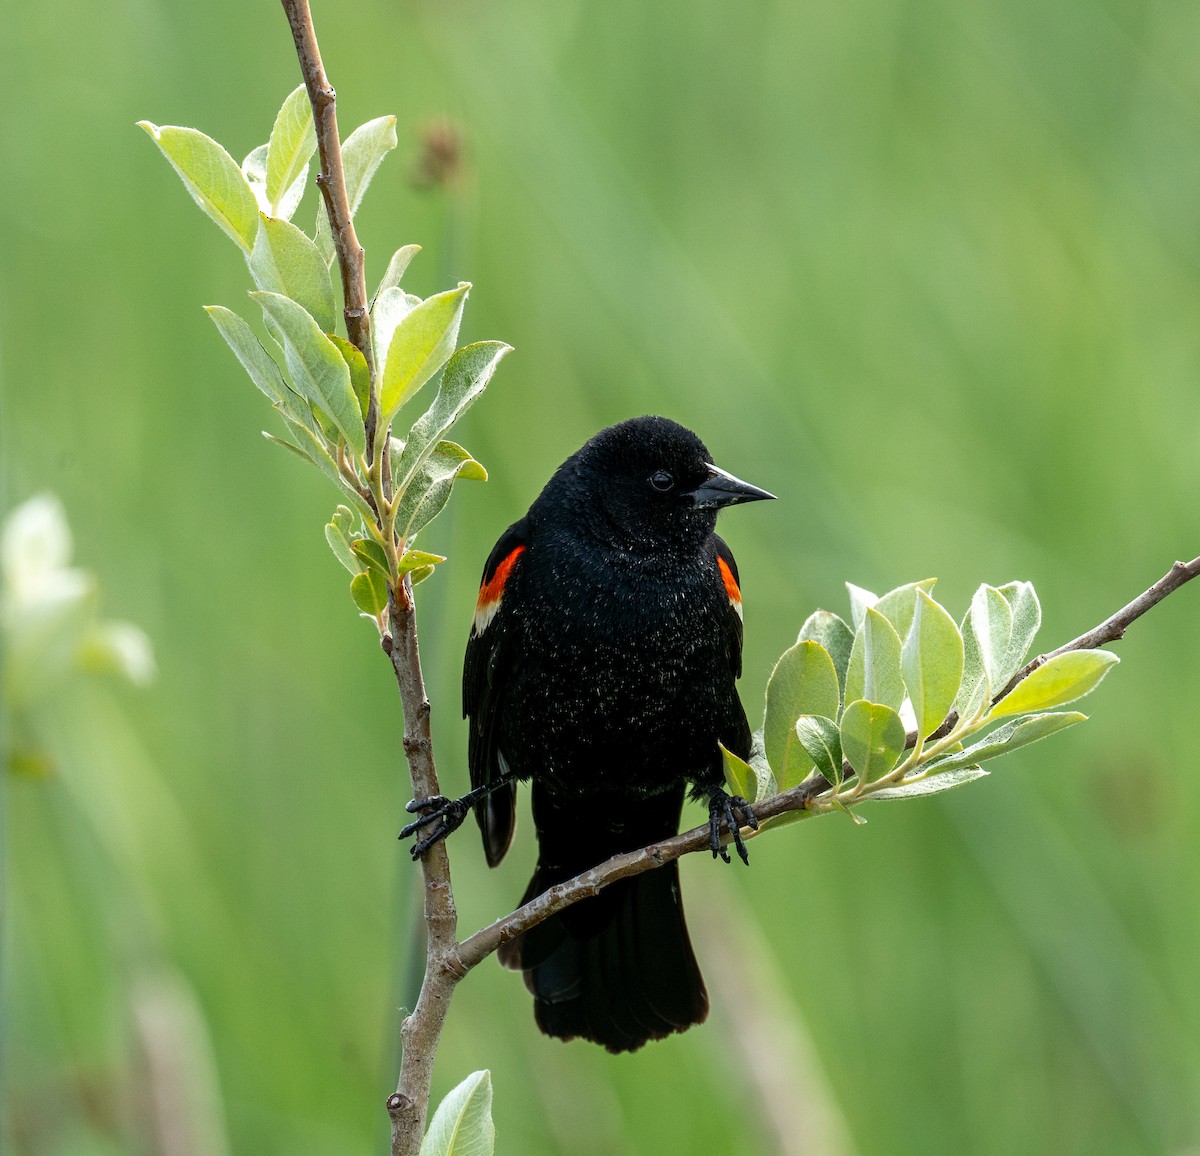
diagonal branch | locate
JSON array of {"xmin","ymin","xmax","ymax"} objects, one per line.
[{"xmin": 453, "ymin": 555, "xmax": 1200, "ymax": 973}]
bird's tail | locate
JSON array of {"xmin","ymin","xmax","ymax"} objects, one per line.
[{"xmin": 498, "ymin": 784, "xmax": 708, "ymax": 1052}]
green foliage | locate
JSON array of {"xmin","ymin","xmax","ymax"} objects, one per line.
[
  {"xmin": 419, "ymin": 1070, "xmax": 496, "ymax": 1156},
  {"xmin": 143, "ymin": 89, "xmax": 502, "ymax": 617},
  {"xmin": 752, "ymin": 578, "xmax": 1118, "ymax": 814}
]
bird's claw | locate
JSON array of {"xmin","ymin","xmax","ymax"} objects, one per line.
[
  {"xmin": 399, "ymin": 794, "xmax": 471, "ymax": 860},
  {"xmin": 708, "ymin": 789, "xmax": 757, "ymax": 866}
]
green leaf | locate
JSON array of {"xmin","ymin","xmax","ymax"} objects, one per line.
[
  {"xmin": 840, "ymin": 699, "xmax": 906, "ymax": 784},
  {"xmin": 138, "ymin": 122, "xmax": 259, "ymax": 252},
  {"xmin": 350, "ymin": 568, "xmax": 389, "ymax": 616},
  {"xmin": 351, "ymin": 537, "xmax": 389, "ymax": 578},
  {"xmin": 844, "ymin": 607, "xmax": 905, "ymax": 713},
  {"xmin": 901, "ymin": 589, "xmax": 964, "ymax": 737},
  {"xmin": 720, "ymin": 741, "xmax": 756, "ymax": 802},
  {"xmin": 315, "ymin": 115, "xmax": 398, "ymax": 264},
  {"xmin": 393, "ymin": 440, "xmax": 489, "ymax": 543},
  {"xmin": 250, "ymin": 291, "xmax": 364, "ymax": 456},
  {"xmin": 267, "ymin": 85, "xmax": 317, "ymax": 215},
  {"xmin": 953, "ymin": 600, "xmax": 991, "ymax": 720},
  {"xmin": 266, "ymin": 420, "xmax": 374, "ymax": 524},
  {"xmin": 995, "ymin": 580, "xmax": 1042, "ymax": 688},
  {"xmin": 924, "ymin": 711, "xmax": 1087, "ymax": 775},
  {"xmin": 390, "ymin": 342, "xmax": 511, "ymax": 501},
  {"xmin": 249, "ymin": 214, "xmax": 337, "ymax": 332},
  {"xmin": 379, "ymin": 284, "xmax": 472, "ymax": 423},
  {"xmin": 372, "ymin": 286, "xmax": 422, "ymax": 368},
  {"xmin": 763, "ymin": 641, "xmax": 840, "ymax": 788},
  {"xmin": 325, "ymin": 506, "xmax": 359, "ymax": 573},
  {"xmin": 846, "ymin": 582, "xmax": 877, "ymax": 630},
  {"xmin": 794, "ymin": 715, "xmax": 844, "ymax": 789},
  {"xmin": 797, "ymin": 610, "xmax": 854, "ymax": 696},
  {"xmin": 867, "ymin": 765, "xmax": 988, "ymax": 801},
  {"xmin": 967, "ymin": 584, "xmax": 1013, "ymax": 690},
  {"xmin": 398, "ymin": 549, "xmax": 447, "ymax": 577},
  {"xmin": 988, "ymin": 650, "xmax": 1119, "ymax": 719},
  {"xmin": 873, "ymin": 578, "xmax": 939, "ymax": 641},
  {"xmin": 204, "ymin": 305, "xmax": 287, "ymax": 403},
  {"xmin": 418, "ymin": 1069, "xmax": 495, "ymax": 1156},
  {"xmin": 408, "ymin": 564, "xmax": 438, "ymax": 586},
  {"xmin": 329, "ymin": 335, "xmax": 371, "ymax": 420},
  {"xmin": 375, "ymin": 244, "xmax": 422, "ymax": 300}
]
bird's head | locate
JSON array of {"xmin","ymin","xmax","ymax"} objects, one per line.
[{"xmin": 548, "ymin": 416, "xmax": 775, "ymax": 552}]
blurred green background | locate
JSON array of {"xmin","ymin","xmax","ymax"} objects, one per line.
[{"xmin": 3, "ymin": 0, "xmax": 1199, "ymax": 1153}]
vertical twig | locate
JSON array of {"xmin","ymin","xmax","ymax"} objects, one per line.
[
  {"xmin": 280, "ymin": 5, "xmax": 461, "ymax": 1153},
  {"xmin": 281, "ymin": 0, "xmax": 380, "ymax": 458}
]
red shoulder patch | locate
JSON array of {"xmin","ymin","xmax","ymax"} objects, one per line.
[
  {"xmin": 474, "ymin": 545, "xmax": 526, "ymax": 633},
  {"xmin": 717, "ymin": 555, "xmax": 743, "ymax": 618}
]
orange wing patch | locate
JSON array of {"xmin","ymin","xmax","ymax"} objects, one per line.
[
  {"xmin": 474, "ymin": 545, "xmax": 526, "ymax": 634},
  {"xmin": 717, "ymin": 555, "xmax": 743, "ymax": 620}
]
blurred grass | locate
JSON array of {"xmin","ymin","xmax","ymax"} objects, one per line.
[{"xmin": 3, "ymin": 0, "xmax": 1200, "ymax": 1152}]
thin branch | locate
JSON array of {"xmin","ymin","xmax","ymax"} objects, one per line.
[
  {"xmin": 279, "ymin": 6, "xmax": 458, "ymax": 1153},
  {"xmin": 281, "ymin": 0, "xmax": 381, "ymax": 457},
  {"xmin": 383, "ymin": 588, "xmax": 461, "ymax": 1156},
  {"xmin": 453, "ymin": 555, "xmax": 1200, "ymax": 973},
  {"xmin": 998, "ymin": 555, "xmax": 1200, "ymax": 698}
]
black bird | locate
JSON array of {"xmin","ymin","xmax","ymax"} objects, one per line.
[{"xmin": 406, "ymin": 416, "xmax": 774, "ymax": 1051}]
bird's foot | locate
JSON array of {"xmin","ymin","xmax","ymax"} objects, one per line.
[
  {"xmin": 399, "ymin": 793, "xmax": 472, "ymax": 860},
  {"xmin": 707, "ymin": 788, "xmax": 757, "ymax": 865}
]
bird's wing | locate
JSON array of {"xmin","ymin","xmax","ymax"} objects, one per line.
[
  {"xmin": 463, "ymin": 519, "xmax": 530, "ymax": 867},
  {"xmin": 713, "ymin": 534, "xmax": 745, "ymax": 680}
]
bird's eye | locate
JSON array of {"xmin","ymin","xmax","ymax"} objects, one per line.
[{"xmin": 649, "ymin": 470, "xmax": 675, "ymax": 493}]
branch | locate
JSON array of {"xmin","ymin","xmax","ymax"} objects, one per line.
[
  {"xmin": 281, "ymin": 0, "xmax": 380, "ymax": 456},
  {"xmin": 279, "ymin": 6, "xmax": 459, "ymax": 1153},
  {"xmin": 453, "ymin": 555, "xmax": 1200, "ymax": 973}
]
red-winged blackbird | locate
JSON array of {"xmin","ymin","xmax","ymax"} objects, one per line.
[{"xmin": 403, "ymin": 416, "xmax": 774, "ymax": 1051}]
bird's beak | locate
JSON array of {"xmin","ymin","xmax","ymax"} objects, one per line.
[{"xmin": 687, "ymin": 463, "xmax": 776, "ymax": 509}]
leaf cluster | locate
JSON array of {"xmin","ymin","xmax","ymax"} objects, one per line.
[
  {"xmin": 140, "ymin": 89, "xmax": 509, "ymax": 621},
  {"xmin": 723, "ymin": 579, "xmax": 1119, "ymax": 824}
]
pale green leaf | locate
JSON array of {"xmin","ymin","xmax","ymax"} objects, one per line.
[
  {"xmin": 249, "ymin": 214, "xmax": 336, "ymax": 332},
  {"xmin": 968, "ymin": 585, "xmax": 1013, "ymax": 690},
  {"xmin": 840, "ymin": 699, "xmax": 906, "ymax": 784},
  {"xmin": 995, "ymin": 580, "xmax": 1042, "ymax": 688},
  {"xmin": 204, "ymin": 305, "xmax": 286, "ymax": 403},
  {"xmin": 390, "ymin": 342, "xmax": 511, "ymax": 501},
  {"xmin": 720, "ymin": 742, "xmax": 757, "ymax": 802},
  {"xmin": 351, "ymin": 538, "xmax": 389, "ymax": 578},
  {"xmin": 901, "ymin": 589, "xmax": 964, "ymax": 737},
  {"xmin": 250, "ymin": 291, "xmax": 364, "ymax": 455},
  {"xmin": 988, "ymin": 650, "xmax": 1119, "ymax": 719},
  {"xmin": 419, "ymin": 1070, "xmax": 495, "ymax": 1156},
  {"xmin": 763, "ymin": 641, "xmax": 840, "ymax": 788},
  {"xmin": 267, "ymin": 85, "xmax": 317, "ymax": 214},
  {"xmin": 139, "ymin": 122, "xmax": 259, "ymax": 252},
  {"xmin": 846, "ymin": 582, "xmax": 877, "ymax": 630},
  {"xmin": 325, "ymin": 506, "xmax": 359, "ymax": 573},
  {"xmin": 315, "ymin": 115, "xmax": 398, "ymax": 264},
  {"xmin": 924, "ymin": 711, "xmax": 1087, "ymax": 774},
  {"xmin": 329, "ymin": 335, "xmax": 371, "ymax": 420},
  {"xmin": 398, "ymin": 549, "xmax": 447, "ymax": 577},
  {"xmin": 794, "ymin": 715, "xmax": 844, "ymax": 789},
  {"xmin": 380, "ymin": 284, "xmax": 472, "ymax": 423},
  {"xmin": 393, "ymin": 440, "xmax": 489, "ymax": 543},
  {"xmin": 797, "ymin": 610, "xmax": 854, "ymax": 696},
  {"xmin": 873, "ymin": 578, "xmax": 938, "ymax": 641},
  {"xmin": 375, "ymin": 244, "xmax": 422, "ymax": 300},
  {"xmin": 372, "ymin": 287, "xmax": 422, "ymax": 368},
  {"xmin": 867, "ymin": 766, "xmax": 988, "ymax": 801},
  {"xmin": 844, "ymin": 607, "xmax": 905, "ymax": 712},
  {"xmin": 350, "ymin": 568, "xmax": 389, "ymax": 616},
  {"xmin": 953, "ymin": 599, "xmax": 991, "ymax": 719}
]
